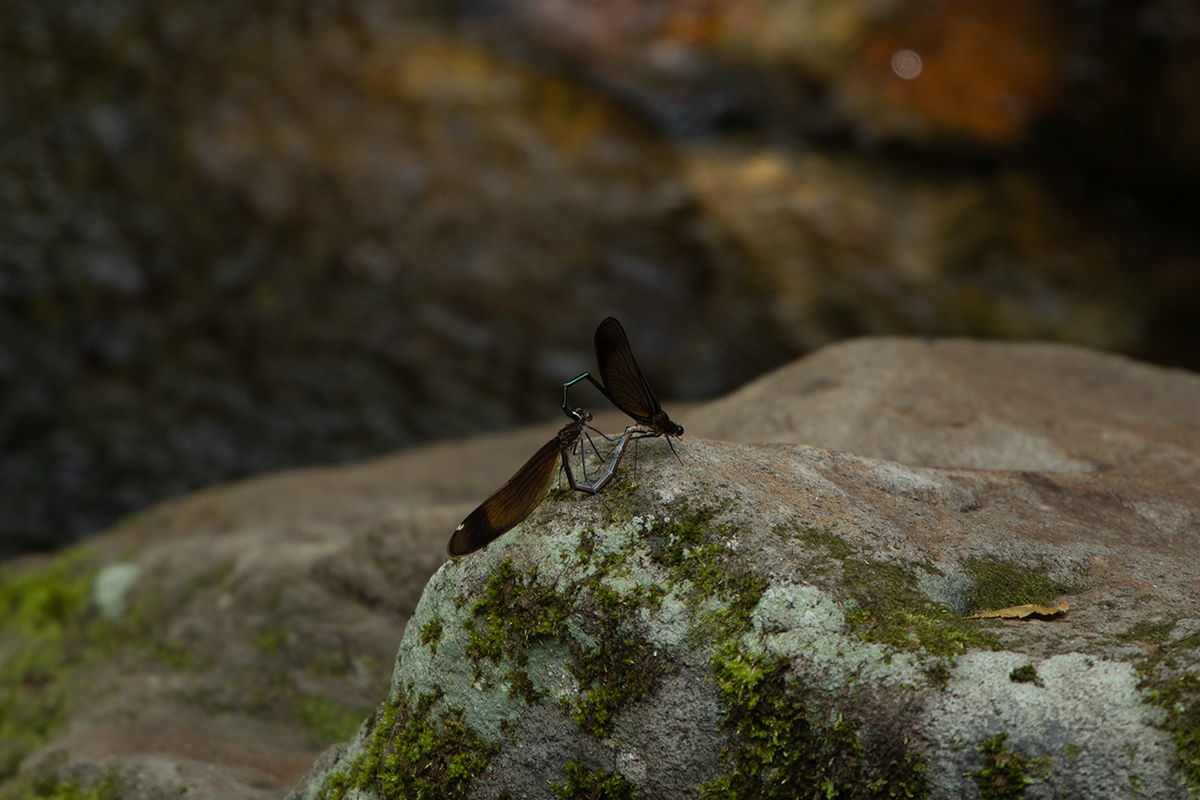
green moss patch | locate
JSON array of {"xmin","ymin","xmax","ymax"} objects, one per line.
[
  {"xmin": 1008, "ymin": 665, "xmax": 1040, "ymax": 685},
  {"xmin": 254, "ymin": 629, "xmax": 286, "ymax": 655},
  {"xmin": 1118, "ymin": 620, "xmax": 1175, "ymax": 645},
  {"xmin": 318, "ymin": 687, "xmax": 494, "ymax": 800},
  {"xmin": 567, "ymin": 603, "xmax": 662, "ymax": 738},
  {"xmin": 962, "ymin": 557, "xmax": 1075, "ymax": 616},
  {"xmin": 0, "ymin": 768, "xmax": 124, "ymax": 800},
  {"xmin": 550, "ymin": 762, "xmax": 641, "ymax": 799},
  {"xmin": 298, "ymin": 694, "xmax": 370, "ymax": 746},
  {"xmin": 462, "ymin": 559, "xmax": 571, "ymax": 676},
  {"xmin": 840, "ymin": 558, "xmax": 999, "ymax": 661},
  {"xmin": 1141, "ymin": 668, "xmax": 1200, "ymax": 792},
  {"xmin": 766, "ymin": 526, "xmax": 1000, "ymax": 665},
  {"xmin": 0, "ymin": 549, "xmax": 115, "ymax": 779},
  {"xmin": 966, "ymin": 732, "xmax": 1051, "ymax": 798},
  {"xmin": 418, "ymin": 617, "xmax": 444, "ymax": 654},
  {"xmin": 566, "ymin": 531, "xmax": 672, "ymax": 739},
  {"xmin": 452, "ymin": 507, "xmax": 763, "ymax": 744},
  {"xmin": 1, "ymin": 543, "xmax": 369, "ymax": 785},
  {"xmin": 702, "ymin": 642, "xmax": 927, "ymax": 799},
  {"xmin": 645, "ymin": 510, "xmax": 767, "ymax": 645},
  {"xmin": 787, "ymin": 525, "xmax": 857, "ymax": 559},
  {"xmin": 460, "ymin": 550, "xmax": 665, "ymax": 740}
]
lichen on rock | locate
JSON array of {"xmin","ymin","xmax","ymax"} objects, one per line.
[
  {"xmin": 288, "ymin": 424, "xmax": 1200, "ymax": 798},
  {"xmin": 8, "ymin": 338, "xmax": 1200, "ymax": 799}
]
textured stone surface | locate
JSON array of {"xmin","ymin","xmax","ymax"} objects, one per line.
[
  {"xmin": 3, "ymin": 338, "xmax": 1199, "ymax": 798},
  {"xmin": 287, "ymin": 431, "xmax": 1199, "ymax": 797},
  {"xmin": 686, "ymin": 337, "xmax": 1200, "ymax": 476}
]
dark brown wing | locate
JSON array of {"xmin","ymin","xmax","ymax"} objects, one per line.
[
  {"xmin": 594, "ymin": 317, "xmax": 661, "ymax": 424},
  {"xmin": 447, "ymin": 425, "xmax": 582, "ymax": 556}
]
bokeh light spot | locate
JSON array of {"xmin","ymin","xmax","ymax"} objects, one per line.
[{"xmin": 891, "ymin": 49, "xmax": 923, "ymax": 80}]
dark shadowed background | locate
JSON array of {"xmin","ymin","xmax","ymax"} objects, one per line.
[{"xmin": 3, "ymin": 0, "xmax": 1198, "ymax": 558}]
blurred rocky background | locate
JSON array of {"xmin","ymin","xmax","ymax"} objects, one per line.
[{"xmin": 3, "ymin": 0, "xmax": 1198, "ymax": 558}]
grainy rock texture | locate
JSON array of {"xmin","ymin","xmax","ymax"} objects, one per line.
[
  {"xmin": 3, "ymin": 338, "xmax": 1199, "ymax": 798},
  {"xmin": 5, "ymin": 0, "xmax": 1200, "ymax": 556},
  {"xmin": 687, "ymin": 337, "xmax": 1200, "ymax": 476},
  {"xmin": 286, "ymin": 439, "xmax": 1199, "ymax": 798}
]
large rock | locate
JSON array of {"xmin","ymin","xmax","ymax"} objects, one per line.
[
  {"xmin": 0, "ymin": 419, "xmax": 604, "ymax": 798},
  {"xmin": 687, "ymin": 337, "xmax": 1200, "ymax": 476},
  {"xmin": 7, "ymin": 0, "xmax": 1200, "ymax": 560},
  {"xmin": 4, "ymin": 338, "xmax": 1199, "ymax": 798},
  {"xmin": 285, "ymin": 436, "xmax": 1200, "ymax": 797}
]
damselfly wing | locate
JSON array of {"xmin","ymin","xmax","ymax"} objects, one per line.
[
  {"xmin": 593, "ymin": 317, "xmax": 683, "ymax": 438},
  {"xmin": 447, "ymin": 423, "xmax": 582, "ymax": 556}
]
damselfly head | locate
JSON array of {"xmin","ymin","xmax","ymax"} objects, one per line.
[{"xmin": 652, "ymin": 410, "xmax": 683, "ymax": 438}]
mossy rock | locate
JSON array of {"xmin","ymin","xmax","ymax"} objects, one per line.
[{"xmin": 286, "ymin": 434, "xmax": 1200, "ymax": 798}]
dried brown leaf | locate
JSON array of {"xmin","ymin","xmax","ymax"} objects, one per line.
[{"xmin": 967, "ymin": 602, "xmax": 1069, "ymax": 620}]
